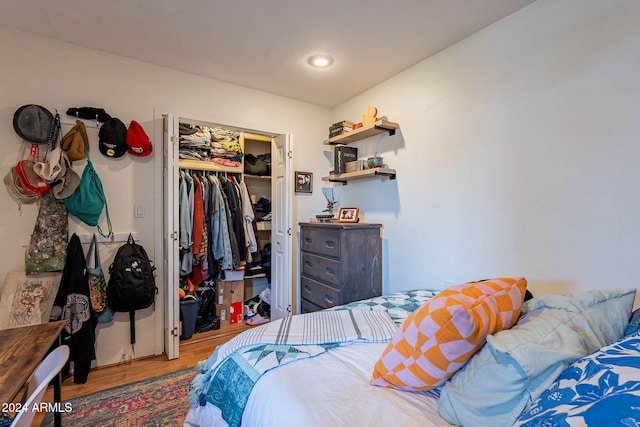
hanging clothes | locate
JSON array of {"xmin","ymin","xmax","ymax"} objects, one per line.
[
  {"xmin": 199, "ymin": 173, "xmax": 210, "ymax": 275},
  {"xmin": 178, "ymin": 171, "xmax": 191, "ymax": 252},
  {"xmin": 207, "ymin": 174, "xmax": 234, "ymax": 272},
  {"xmin": 239, "ymin": 181, "xmax": 258, "ymax": 257},
  {"xmin": 219, "ymin": 176, "xmax": 245, "ymax": 264},
  {"xmin": 190, "ymin": 173, "xmax": 207, "ymax": 285},
  {"xmin": 219, "ymin": 176, "xmax": 241, "ymax": 270},
  {"xmin": 180, "ymin": 172, "xmax": 195, "ymax": 276},
  {"xmin": 205, "ymin": 174, "xmax": 220, "ymax": 280},
  {"xmin": 50, "ymin": 233, "xmax": 97, "ymax": 384},
  {"xmin": 177, "ymin": 125, "xmax": 257, "ymax": 285},
  {"xmin": 191, "ymin": 173, "xmax": 205, "ymax": 257}
]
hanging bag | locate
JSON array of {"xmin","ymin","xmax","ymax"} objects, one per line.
[
  {"xmin": 107, "ymin": 233, "xmax": 157, "ymax": 344},
  {"xmin": 86, "ymin": 234, "xmax": 109, "ymax": 316},
  {"xmin": 85, "ymin": 233, "xmax": 114, "ymax": 324},
  {"xmin": 25, "ymin": 188, "xmax": 68, "ymax": 274},
  {"xmin": 64, "ymin": 125, "xmax": 113, "ymax": 238}
]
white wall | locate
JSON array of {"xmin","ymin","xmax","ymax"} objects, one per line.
[
  {"xmin": 329, "ymin": 0, "xmax": 640, "ymax": 300},
  {"xmin": 0, "ymin": 28, "xmax": 330, "ymax": 366}
]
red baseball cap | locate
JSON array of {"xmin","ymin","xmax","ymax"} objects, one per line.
[{"xmin": 126, "ymin": 120, "xmax": 153, "ymax": 157}]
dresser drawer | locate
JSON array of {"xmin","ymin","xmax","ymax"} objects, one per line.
[
  {"xmin": 301, "ymin": 276, "xmax": 340, "ymax": 309},
  {"xmin": 300, "ymin": 298, "xmax": 323, "ymax": 314},
  {"xmin": 301, "ymin": 252, "xmax": 341, "ymax": 288},
  {"xmin": 300, "ymin": 228, "xmax": 341, "ymax": 258}
]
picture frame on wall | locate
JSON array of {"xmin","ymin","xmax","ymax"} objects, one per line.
[
  {"xmin": 338, "ymin": 207, "xmax": 359, "ymax": 223},
  {"xmin": 295, "ymin": 171, "xmax": 312, "ymax": 193}
]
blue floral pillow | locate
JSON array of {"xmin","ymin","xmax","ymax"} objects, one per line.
[
  {"xmin": 513, "ymin": 332, "xmax": 640, "ymax": 426},
  {"xmin": 625, "ymin": 307, "xmax": 640, "ymax": 336}
]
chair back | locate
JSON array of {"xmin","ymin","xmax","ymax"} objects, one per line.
[{"xmin": 11, "ymin": 345, "xmax": 69, "ymax": 427}]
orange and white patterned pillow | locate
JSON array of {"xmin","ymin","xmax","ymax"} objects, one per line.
[{"xmin": 371, "ymin": 277, "xmax": 527, "ymax": 391}]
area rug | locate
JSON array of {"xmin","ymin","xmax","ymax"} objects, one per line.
[{"xmin": 41, "ymin": 367, "xmax": 196, "ymax": 426}]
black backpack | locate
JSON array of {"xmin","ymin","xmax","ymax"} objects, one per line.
[{"xmin": 107, "ymin": 234, "xmax": 157, "ymax": 343}]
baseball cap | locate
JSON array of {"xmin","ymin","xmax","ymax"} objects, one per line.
[
  {"xmin": 98, "ymin": 118, "xmax": 127, "ymax": 158},
  {"xmin": 126, "ymin": 120, "xmax": 153, "ymax": 157}
]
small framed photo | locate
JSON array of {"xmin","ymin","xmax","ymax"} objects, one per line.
[
  {"xmin": 295, "ymin": 171, "xmax": 313, "ymax": 193},
  {"xmin": 338, "ymin": 207, "xmax": 359, "ymax": 223}
]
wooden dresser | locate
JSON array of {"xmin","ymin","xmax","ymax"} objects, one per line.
[{"xmin": 299, "ymin": 222, "xmax": 382, "ymax": 313}]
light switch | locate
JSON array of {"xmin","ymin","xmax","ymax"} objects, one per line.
[{"xmin": 134, "ymin": 203, "xmax": 145, "ymax": 218}]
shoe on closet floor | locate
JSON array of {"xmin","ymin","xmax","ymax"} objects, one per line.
[{"xmin": 246, "ymin": 313, "xmax": 270, "ymax": 326}]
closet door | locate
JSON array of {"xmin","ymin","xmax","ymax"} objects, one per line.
[
  {"xmin": 271, "ymin": 133, "xmax": 293, "ymax": 320},
  {"xmin": 163, "ymin": 113, "xmax": 180, "ymax": 359}
]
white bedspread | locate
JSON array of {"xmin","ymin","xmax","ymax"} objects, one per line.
[
  {"xmin": 184, "ymin": 290, "xmax": 449, "ymax": 427},
  {"xmin": 241, "ymin": 342, "xmax": 450, "ymax": 427}
]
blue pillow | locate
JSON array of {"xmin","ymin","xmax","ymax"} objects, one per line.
[
  {"xmin": 513, "ymin": 332, "xmax": 640, "ymax": 426},
  {"xmin": 438, "ymin": 289, "xmax": 636, "ymax": 427}
]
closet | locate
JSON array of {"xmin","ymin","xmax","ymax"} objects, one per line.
[
  {"xmin": 242, "ymin": 133, "xmax": 272, "ymax": 302},
  {"xmin": 162, "ymin": 114, "xmax": 292, "ymax": 360}
]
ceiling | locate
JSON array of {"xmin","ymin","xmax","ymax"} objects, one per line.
[{"xmin": 0, "ymin": 0, "xmax": 536, "ymax": 108}]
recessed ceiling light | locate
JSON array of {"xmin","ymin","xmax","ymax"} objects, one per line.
[{"xmin": 307, "ymin": 54, "xmax": 334, "ymax": 68}]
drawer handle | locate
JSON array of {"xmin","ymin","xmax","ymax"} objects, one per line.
[
  {"xmin": 325, "ymin": 267, "xmax": 335, "ymax": 277},
  {"xmin": 304, "ymin": 260, "xmax": 313, "ymax": 268},
  {"xmin": 324, "ymin": 295, "xmax": 334, "ymax": 305},
  {"xmin": 324, "ymin": 240, "xmax": 336, "ymax": 249},
  {"xmin": 304, "ymin": 237, "xmax": 313, "ymax": 244},
  {"xmin": 304, "ymin": 284, "xmax": 312, "ymax": 293}
]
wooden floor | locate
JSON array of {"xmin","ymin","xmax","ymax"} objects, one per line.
[{"xmin": 33, "ymin": 323, "xmax": 250, "ymax": 426}]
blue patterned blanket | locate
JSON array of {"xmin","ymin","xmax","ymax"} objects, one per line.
[
  {"xmin": 513, "ymin": 331, "xmax": 640, "ymax": 426},
  {"xmin": 187, "ymin": 290, "xmax": 438, "ymax": 427},
  {"xmin": 331, "ymin": 289, "xmax": 438, "ymax": 326}
]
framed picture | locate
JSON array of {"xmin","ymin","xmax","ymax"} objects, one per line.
[
  {"xmin": 338, "ymin": 207, "xmax": 359, "ymax": 223},
  {"xmin": 295, "ymin": 171, "xmax": 313, "ymax": 193}
]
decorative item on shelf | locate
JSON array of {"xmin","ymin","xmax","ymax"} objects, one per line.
[
  {"xmin": 334, "ymin": 145, "xmax": 358, "ymax": 174},
  {"xmin": 345, "ymin": 159, "xmax": 366, "ymax": 173},
  {"xmin": 361, "ymin": 106, "xmax": 378, "ymax": 126},
  {"xmin": 367, "ymin": 153, "xmax": 384, "ymax": 168},
  {"xmin": 314, "ymin": 214, "xmax": 335, "ymax": 223},
  {"xmin": 329, "ymin": 120, "xmax": 354, "ymax": 138},
  {"xmin": 338, "ymin": 207, "xmax": 359, "ymax": 223},
  {"xmin": 294, "ymin": 171, "xmax": 312, "ymax": 193},
  {"xmin": 316, "ymin": 187, "xmax": 338, "ymax": 220},
  {"xmin": 352, "ymin": 105, "xmax": 379, "ymax": 129}
]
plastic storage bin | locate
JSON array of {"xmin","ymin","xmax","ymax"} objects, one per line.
[{"xmin": 180, "ymin": 297, "xmax": 200, "ymax": 340}]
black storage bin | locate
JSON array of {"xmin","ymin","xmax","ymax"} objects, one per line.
[{"xmin": 180, "ymin": 298, "xmax": 200, "ymax": 340}]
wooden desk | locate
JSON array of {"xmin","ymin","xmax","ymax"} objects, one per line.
[{"xmin": 0, "ymin": 320, "xmax": 66, "ymax": 425}]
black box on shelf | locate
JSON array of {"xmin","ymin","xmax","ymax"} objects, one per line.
[{"xmin": 333, "ymin": 146, "xmax": 358, "ymax": 174}]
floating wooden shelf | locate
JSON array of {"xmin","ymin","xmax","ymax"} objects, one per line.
[
  {"xmin": 179, "ymin": 159, "xmax": 242, "ymax": 173},
  {"xmin": 323, "ymin": 119, "xmax": 399, "ymax": 145},
  {"xmin": 322, "ymin": 167, "xmax": 397, "ymax": 185},
  {"xmin": 256, "ymin": 221, "xmax": 271, "ymax": 231},
  {"xmin": 244, "ymin": 174, "xmax": 271, "ymax": 180}
]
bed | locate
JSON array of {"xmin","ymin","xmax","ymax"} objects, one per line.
[{"xmin": 184, "ymin": 278, "xmax": 640, "ymax": 427}]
